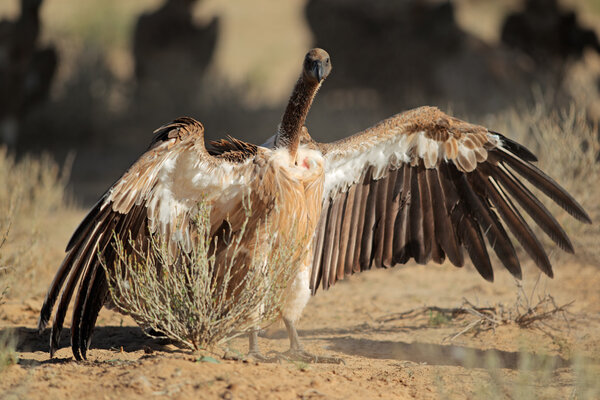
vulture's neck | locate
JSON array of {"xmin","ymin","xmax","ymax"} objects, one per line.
[{"xmin": 277, "ymin": 76, "xmax": 320, "ymax": 160}]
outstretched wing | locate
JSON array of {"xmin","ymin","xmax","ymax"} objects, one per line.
[
  {"xmin": 310, "ymin": 106, "xmax": 591, "ymax": 293},
  {"xmin": 38, "ymin": 118, "xmax": 259, "ymax": 360}
]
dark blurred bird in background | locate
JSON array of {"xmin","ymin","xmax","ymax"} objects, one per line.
[
  {"xmin": 133, "ymin": 0, "xmax": 218, "ymax": 93},
  {"xmin": 502, "ymin": 0, "xmax": 600, "ymax": 65},
  {"xmin": 0, "ymin": 0, "xmax": 57, "ymax": 147}
]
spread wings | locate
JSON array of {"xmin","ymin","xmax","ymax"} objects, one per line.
[
  {"xmin": 310, "ymin": 106, "xmax": 591, "ymax": 293},
  {"xmin": 38, "ymin": 118, "xmax": 262, "ymax": 360}
]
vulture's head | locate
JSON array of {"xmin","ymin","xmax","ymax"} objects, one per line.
[{"xmin": 303, "ymin": 48, "xmax": 331, "ymax": 84}]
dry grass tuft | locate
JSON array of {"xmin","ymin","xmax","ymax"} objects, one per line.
[
  {"xmin": 0, "ymin": 329, "xmax": 17, "ymax": 373},
  {"xmin": 0, "ymin": 226, "xmax": 17, "ymax": 373},
  {"xmin": 0, "ymin": 147, "xmax": 72, "ymax": 297},
  {"xmin": 104, "ymin": 200, "xmax": 305, "ymax": 352},
  {"xmin": 0, "ymin": 147, "xmax": 73, "ymax": 371},
  {"xmin": 0, "ymin": 228, "xmax": 11, "ymax": 306},
  {"xmin": 0, "ymin": 148, "xmax": 71, "ymax": 217}
]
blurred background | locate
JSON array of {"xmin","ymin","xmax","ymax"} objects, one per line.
[{"xmin": 1, "ymin": 0, "xmax": 599, "ymax": 205}]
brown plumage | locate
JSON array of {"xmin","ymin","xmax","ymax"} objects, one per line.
[
  {"xmin": 39, "ymin": 48, "xmax": 590, "ymax": 363},
  {"xmin": 208, "ymin": 135, "xmax": 258, "ymax": 162}
]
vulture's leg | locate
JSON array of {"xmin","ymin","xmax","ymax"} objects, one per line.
[
  {"xmin": 223, "ymin": 330, "xmax": 272, "ymax": 362},
  {"xmin": 284, "ymin": 317, "xmax": 302, "ymax": 351},
  {"xmin": 274, "ymin": 268, "xmax": 343, "ymax": 364},
  {"xmin": 249, "ymin": 330, "xmax": 261, "ymax": 354},
  {"xmin": 245, "ymin": 329, "xmax": 272, "ymax": 362}
]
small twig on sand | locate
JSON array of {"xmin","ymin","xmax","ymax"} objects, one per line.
[
  {"xmin": 376, "ymin": 302, "xmax": 497, "ymax": 324},
  {"xmin": 513, "ymin": 295, "xmax": 574, "ymax": 329}
]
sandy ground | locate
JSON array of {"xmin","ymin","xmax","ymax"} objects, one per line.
[{"xmin": 1, "ymin": 208, "xmax": 599, "ymax": 399}]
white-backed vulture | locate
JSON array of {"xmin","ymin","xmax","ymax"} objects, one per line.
[{"xmin": 39, "ymin": 48, "xmax": 591, "ymax": 362}]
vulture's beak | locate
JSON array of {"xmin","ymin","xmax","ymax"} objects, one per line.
[{"xmin": 311, "ymin": 60, "xmax": 325, "ymax": 83}]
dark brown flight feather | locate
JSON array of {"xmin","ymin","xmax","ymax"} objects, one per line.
[
  {"xmin": 392, "ymin": 165, "xmax": 412, "ymax": 266},
  {"xmin": 490, "ymin": 148, "xmax": 591, "ymax": 223}
]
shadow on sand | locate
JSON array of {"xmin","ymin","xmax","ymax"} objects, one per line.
[
  {"xmin": 263, "ymin": 324, "xmax": 578, "ymax": 371},
  {"xmin": 2, "ymin": 325, "xmax": 182, "ymax": 367},
  {"xmin": 325, "ymin": 336, "xmax": 570, "ymax": 370}
]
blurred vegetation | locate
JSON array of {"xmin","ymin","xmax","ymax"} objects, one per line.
[
  {"xmin": 0, "ymin": 329, "xmax": 18, "ymax": 373},
  {"xmin": 0, "ymin": 147, "xmax": 72, "ymax": 298}
]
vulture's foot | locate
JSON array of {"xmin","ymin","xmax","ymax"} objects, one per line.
[
  {"xmin": 243, "ymin": 330, "xmax": 279, "ymax": 362},
  {"xmin": 270, "ymin": 348, "xmax": 344, "ymax": 364},
  {"xmin": 278, "ymin": 318, "xmax": 344, "ymax": 363},
  {"xmin": 245, "ymin": 350, "xmax": 278, "ymax": 363},
  {"xmin": 223, "ymin": 349, "xmax": 277, "ymax": 363},
  {"xmin": 222, "ymin": 349, "xmax": 245, "ymax": 361}
]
